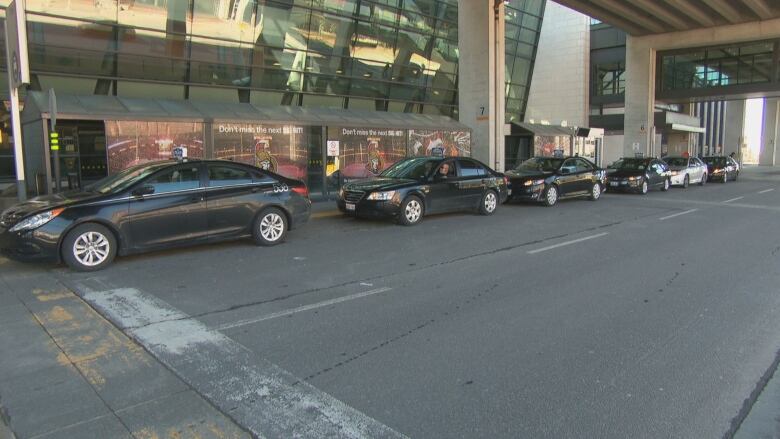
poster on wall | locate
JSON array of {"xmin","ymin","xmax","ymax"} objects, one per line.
[
  {"xmin": 534, "ymin": 135, "xmax": 571, "ymax": 157},
  {"xmin": 105, "ymin": 121, "xmax": 204, "ymax": 174},
  {"xmin": 213, "ymin": 123, "xmax": 308, "ymax": 183},
  {"xmin": 407, "ymin": 130, "xmax": 471, "ymax": 157},
  {"xmin": 326, "ymin": 127, "xmax": 407, "ymax": 182}
]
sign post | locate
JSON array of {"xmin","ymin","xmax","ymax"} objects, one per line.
[
  {"xmin": 4, "ymin": 0, "xmax": 30, "ymax": 201},
  {"xmin": 49, "ymin": 88, "xmax": 61, "ymax": 192}
]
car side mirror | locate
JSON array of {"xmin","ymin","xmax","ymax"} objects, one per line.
[{"xmin": 132, "ymin": 184, "xmax": 155, "ymax": 197}]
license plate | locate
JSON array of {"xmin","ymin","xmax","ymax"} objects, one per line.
[
  {"xmin": 610, "ymin": 181, "xmax": 619, "ymax": 187},
  {"xmin": 346, "ymin": 203, "xmax": 356, "ymax": 211}
]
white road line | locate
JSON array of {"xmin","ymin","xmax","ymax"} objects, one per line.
[
  {"xmin": 527, "ymin": 232, "xmax": 608, "ymax": 255},
  {"xmin": 76, "ymin": 286, "xmax": 409, "ymax": 439},
  {"xmin": 659, "ymin": 209, "xmax": 699, "ymax": 221},
  {"xmin": 216, "ymin": 287, "xmax": 393, "ymax": 331},
  {"xmin": 723, "ymin": 196, "xmax": 745, "ymax": 203},
  {"xmin": 758, "ymin": 188, "xmax": 775, "ymax": 194}
]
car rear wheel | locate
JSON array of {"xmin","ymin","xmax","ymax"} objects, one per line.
[
  {"xmin": 588, "ymin": 183, "xmax": 601, "ymax": 201},
  {"xmin": 62, "ymin": 223, "xmax": 117, "ymax": 272},
  {"xmin": 479, "ymin": 190, "xmax": 498, "ymax": 215},
  {"xmin": 542, "ymin": 185, "xmax": 558, "ymax": 207},
  {"xmin": 253, "ymin": 207, "xmax": 287, "ymax": 246},
  {"xmin": 682, "ymin": 175, "xmax": 689, "ymax": 188},
  {"xmin": 661, "ymin": 178, "xmax": 670, "ymax": 191},
  {"xmin": 699, "ymin": 174, "xmax": 707, "ymax": 186},
  {"xmin": 398, "ymin": 196, "xmax": 423, "ymax": 226}
]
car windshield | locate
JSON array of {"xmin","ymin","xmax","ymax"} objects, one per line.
[
  {"xmin": 85, "ymin": 162, "xmax": 172, "ymax": 194},
  {"xmin": 613, "ymin": 158, "xmax": 651, "ymax": 170},
  {"xmin": 515, "ymin": 157, "xmax": 563, "ymax": 172},
  {"xmin": 379, "ymin": 158, "xmax": 439, "ymax": 180},
  {"xmin": 663, "ymin": 157, "xmax": 688, "ymax": 167},
  {"xmin": 703, "ymin": 157, "xmax": 726, "ymax": 166}
]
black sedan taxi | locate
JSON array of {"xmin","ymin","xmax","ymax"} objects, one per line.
[
  {"xmin": 336, "ymin": 157, "xmax": 508, "ymax": 225},
  {"xmin": 0, "ymin": 159, "xmax": 311, "ymax": 271},
  {"xmin": 504, "ymin": 156, "xmax": 606, "ymax": 206},
  {"xmin": 606, "ymin": 157, "xmax": 671, "ymax": 194},
  {"xmin": 703, "ymin": 155, "xmax": 740, "ymax": 182}
]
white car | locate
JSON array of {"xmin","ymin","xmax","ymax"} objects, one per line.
[{"xmin": 661, "ymin": 156, "xmax": 708, "ymax": 188}]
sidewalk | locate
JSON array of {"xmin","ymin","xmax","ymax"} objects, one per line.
[{"xmin": 0, "ymin": 260, "xmax": 250, "ymax": 439}]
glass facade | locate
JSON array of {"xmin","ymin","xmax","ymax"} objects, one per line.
[
  {"xmin": 592, "ymin": 61, "xmax": 624, "ymax": 97},
  {"xmin": 504, "ymin": 0, "xmax": 544, "ymax": 123},
  {"xmin": 0, "ymin": 0, "xmax": 545, "ymax": 183},
  {"xmin": 659, "ymin": 40, "xmax": 779, "ymax": 92}
]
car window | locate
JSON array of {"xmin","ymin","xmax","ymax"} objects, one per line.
[
  {"xmin": 561, "ymin": 159, "xmax": 577, "ymax": 174},
  {"xmin": 208, "ymin": 166, "xmax": 253, "ymax": 187},
  {"xmin": 458, "ymin": 160, "xmax": 487, "ymax": 177},
  {"xmin": 145, "ymin": 165, "xmax": 200, "ymax": 194},
  {"xmin": 575, "ymin": 159, "xmax": 593, "ymax": 172},
  {"xmin": 435, "ymin": 161, "xmax": 457, "ymax": 178}
]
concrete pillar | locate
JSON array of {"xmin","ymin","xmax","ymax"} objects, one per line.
[
  {"xmin": 760, "ymin": 98, "xmax": 779, "ymax": 166},
  {"xmin": 623, "ymin": 36, "xmax": 656, "ymax": 158},
  {"xmin": 458, "ymin": 0, "xmax": 505, "ymax": 171},
  {"xmin": 723, "ymin": 100, "xmax": 745, "ymax": 157}
]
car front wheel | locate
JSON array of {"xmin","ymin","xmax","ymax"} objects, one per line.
[
  {"xmin": 661, "ymin": 178, "xmax": 670, "ymax": 191},
  {"xmin": 682, "ymin": 175, "xmax": 689, "ymax": 188},
  {"xmin": 639, "ymin": 180, "xmax": 649, "ymax": 195},
  {"xmin": 699, "ymin": 174, "xmax": 707, "ymax": 186},
  {"xmin": 398, "ymin": 196, "xmax": 424, "ymax": 226},
  {"xmin": 253, "ymin": 207, "xmax": 288, "ymax": 246},
  {"xmin": 542, "ymin": 185, "xmax": 558, "ymax": 207},
  {"xmin": 62, "ymin": 223, "xmax": 117, "ymax": 271},
  {"xmin": 588, "ymin": 183, "xmax": 601, "ymax": 201}
]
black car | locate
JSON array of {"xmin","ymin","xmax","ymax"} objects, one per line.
[
  {"xmin": 0, "ymin": 159, "xmax": 311, "ymax": 271},
  {"xmin": 703, "ymin": 156, "xmax": 740, "ymax": 182},
  {"xmin": 606, "ymin": 157, "xmax": 671, "ymax": 194},
  {"xmin": 504, "ymin": 156, "xmax": 606, "ymax": 207},
  {"xmin": 336, "ymin": 157, "xmax": 508, "ymax": 225}
]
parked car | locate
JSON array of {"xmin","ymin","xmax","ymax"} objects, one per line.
[
  {"xmin": 0, "ymin": 159, "xmax": 311, "ymax": 271},
  {"xmin": 504, "ymin": 156, "xmax": 606, "ymax": 207},
  {"xmin": 661, "ymin": 156, "xmax": 708, "ymax": 187},
  {"xmin": 703, "ymin": 156, "xmax": 740, "ymax": 182},
  {"xmin": 336, "ymin": 157, "xmax": 508, "ymax": 225},
  {"xmin": 606, "ymin": 157, "xmax": 671, "ymax": 194}
]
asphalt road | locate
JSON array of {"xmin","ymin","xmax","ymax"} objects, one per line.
[{"xmin": 15, "ymin": 167, "xmax": 780, "ymax": 438}]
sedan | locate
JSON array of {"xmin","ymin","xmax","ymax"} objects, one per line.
[
  {"xmin": 0, "ymin": 159, "xmax": 311, "ymax": 271},
  {"xmin": 661, "ymin": 156, "xmax": 708, "ymax": 188},
  {"xmin": 703, "ymin": 156, "xmax": 740, "ymax": 182},
  {"xmin": 504, "ymin": 156, "xmax": 606, "ymax": 206},
  {"xmin": 606, "ymin": 157, "xmax": 671, "ymax": 194},
  {"xmin": 336, "ymin": 157, "xmax": 509, "ymax": 225}
]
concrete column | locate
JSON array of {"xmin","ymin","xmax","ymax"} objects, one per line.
[
  {"xmin": 623, "ymin": 36, "xmax": 656, "ymax": 157},
  {"xmin": 722, "ymin": 100, "xmax": 745, "ymax": 158},
  {"xmin": 458, "ymin": 0, "xmax": 505, "ymax": 171},
  {"xmin": 760, "ymin": 98, "xmax": 779, "ymax": 166}
]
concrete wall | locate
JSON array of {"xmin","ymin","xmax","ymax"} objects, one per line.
[
  {"xmin": 525, "ymin": 1, "xmax": 589, "ymax": 128},
  {"xmin": 602, "ymin": 134, "xmax": 624, "ymax": 166},
  {"xmin": 723, "ymin": 100, "xmax": 745, "ymax": 157},
  {"xmin": 760, "ymin": 98, "xmax": 779, "ymax": 166}
]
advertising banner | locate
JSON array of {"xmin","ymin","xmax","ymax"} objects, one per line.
[
  {"xmin": 105, "ymin": 121, "xmax": 204, "ymax": 174},
  {"xmin": 534, "ymin": 135, "xmax": 571, "ymax": 157},
  {"xmin": 408, "ymin": 130, "xmax": 471, "ymax": 157},
  {"xmin": 326, "ymin": 127, "xmax": 407, "ymax": 181},
  {"xmin": 213, "ymin": 123, "xmax": 308, "ymax": 183}
]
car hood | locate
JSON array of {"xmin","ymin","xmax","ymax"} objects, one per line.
[
  {"xmin": 504, "ymin": 169, "xmax": 552, "ymax": 180},
  {"xmin": 608, "ymin": 169, "xmax": 645, "ymax": 178},
  {"xmin": 1, "ymin": 190, "xmax": 104, "ymax": 220},
  {"xmin": 344, "ymin": 177, "xmax": 419, "ymax": 192},
  {"xmin": 668, "ymin": 166, "xmax": 687, "ymax": 172}
]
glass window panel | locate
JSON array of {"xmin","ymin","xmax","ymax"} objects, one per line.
[
  {"xmin": 26, "ymin": 15, "xmax": 116, "ymax": 76},
  {"xmin": 307, "ymin": 11, "xmax": 354, "ymax": 58},
  {"xmin": 518, "ymin": 27, "xmax": 538, "ymax": 45},
  {"xmin": 255, "ymin": 3, "xmax": 310, "ymax": 50}
]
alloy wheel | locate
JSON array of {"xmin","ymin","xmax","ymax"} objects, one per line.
[
  {"xmin": 73, "ymin": 231, "xmax": 110, "ymax": 267},
  {"xmin": 484, "ymin": 192, "xmax": 497, "ymax": 213},
  {"xmin": 260, "ymin": 213, "xmax": 285, "ymax": 242},
  {"xmin": 405, "ymin": 199, "xmax": 422, "ymax": 223}
]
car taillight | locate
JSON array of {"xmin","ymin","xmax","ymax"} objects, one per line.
[{"xmin": 292, "ymin": 185, "xmax": 309, "ymax": 198}]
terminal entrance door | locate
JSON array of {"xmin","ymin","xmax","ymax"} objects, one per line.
[{"xmin": 51, "ymin": 121, "xmax": 108, "ymax": 191}]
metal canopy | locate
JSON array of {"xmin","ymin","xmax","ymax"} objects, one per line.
[
  {"xmin": 557, "ymin": 0, "xmax": 780, "ymax": 36},
  {"xmin": 21, "ymin": 91, "xmax": 469, "ymax": 131}
]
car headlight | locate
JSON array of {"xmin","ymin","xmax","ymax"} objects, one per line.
[
  {"xmin": 524, "ymin": 179, "xmax": 545, "ymax": 186},
  {"xmin": 367, "ymin": 190, "xmax": 395, "ymax": 201},
  {"xmin": 713, "ymin": 168, "xmax": 723, "ymax": 173},
  {"xmin": 671, "ymin": 171, "xmax": 679, "ymax": 176},
  {"xmin": 628, "ymin": 176, "xmax": 642, "ymax": 181},
  {"xmin": 9, "ymin": 208, "xmax": 65, "ymax": 232}
]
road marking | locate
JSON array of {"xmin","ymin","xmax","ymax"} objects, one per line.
[
  {"xmin": 527, "ymin": 233, "xmax": 608, "ymax": 255},
  {"xmin": 216, "ymin": 287, "xmax": 393, "ymax": 331},
  {"xmin": 75, "ymin": 286, "xmax": 409, "ymax": 439},
  {"xmin": 659, "ymin": 209, "xmax": 699, "ymax": 221},
  {"xmin": 723, "ymin": 196, "xmax": 745, "ymax": 203},
  {"xmin": 758, "ymin": 188, "xmax": 775, "ymax": 194}
]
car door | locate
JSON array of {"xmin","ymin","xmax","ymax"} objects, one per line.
[
  {"xmin": 556, "ymin": 159, "xmax": 581, "ymax": 196},
  {"xmin": 575, "ymin": 158, "xmax": 596, "ymax": 193},
  {"xmin": 455, "ymin": 159, "xmax": 488, "ymax": 208},
  {"xmin": 689, "ymin": 158, "xmax": 702, "ymax": 182},
  {"xmin": 127, "ymin": 163, "xmax": 208, "ymax": 249},
  {"xmin": 648, "ymin": 160, "xmax": 665, "ymax": 187},
  {"xmin": 206, "ymin": 164, "xmax": 274, "ymax": 237},
  {"xmin": 425, "ymin": 160, "xmax": 460, "ymax": 213}
]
